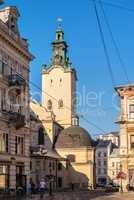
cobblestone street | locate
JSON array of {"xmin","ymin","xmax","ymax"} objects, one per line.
[{"xmin": 21, "ymin": 191, "xmax": 134, "ymax": 200}]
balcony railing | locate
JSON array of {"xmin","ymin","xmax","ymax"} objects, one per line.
[
  {"xmin": 116, "ymin": 115, "xmax": 127, "ymax": 124},
  {"xmin": 30, "ymin": 146, "xmax": 47, "ymax": 156},
  {"xmin": 8, "ymin": 74, "xmax": 26, "ymax": 87},
  {"xmin": 8, "ymin": 111, "xmax": 25, "ymax": 129}
]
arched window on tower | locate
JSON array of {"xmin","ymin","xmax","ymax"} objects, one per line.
[
  {"xmin": 38, "ymin": 127, "xmax": 45, "ymax": 145},
  {"xmin": 47, "ymin": 100, "xmax": 52, "ymax": 110},
  {"xmin": 58, "ymin": 33, "xmax": 61, "ymax": 41},
  {"xmin": 58, "ymin": 99, "xmax": 63, "ymax": 109}
]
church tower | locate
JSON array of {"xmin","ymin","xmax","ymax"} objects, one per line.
[{"xmin": 42, "ymin": 26, "xmax": 77, "ymax": 128}]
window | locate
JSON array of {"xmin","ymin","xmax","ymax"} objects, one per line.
[
  {"xmin": 1, "ymin": 88, "xmax": 6, "ymax": 111},
  {"xmin": 0, "ymin": 165, "xmax": 9, "ymax": 189},
  {"xmin": 67, "ymin": 154, "xmax": 76, "ymax": 162},
  {"xmin": 104, "ymin": 152, "xmax": 107, "ymax": 157},
  {"xmin": 58, "ymin": 177, "xmax": 62, "ymax": 188},
  {"xmin": 15, "ymin": 136, "xmax": 24, "ymax": 155},
  {"xmin": 50, "ymin": 79, "xmax": 53, "ymax": 84},
  {"xmin": 104, "ymin": 161, "xmax": 107, "ymax": 166},
  {"xmin": 58, "ymin": 163, "xmax": 62, "ymax": 171},
  {"xmin": 58, "ymin": 99, "xmax": 63, "ymax": 109},
  {"xmin": 103, "ymin": 169, "xmax": 107, "ymax": 174},
  {"xmin": 98, "ymin": 168, "xmax": 101, "ymax": 174},
  {"xmin": 112, "ymin": 162, "xmax": 115, "ymax": 167},
  {"xmin": 130, "ymin": 135, "xmax": 134, "ymax": 149},
  {"xmin": 98, "ymin": 160, "xmax": 101, "ymax": 166},
  {"xmin": 0, "ymin": 60, "xmax": 8, "ymax": 77},
  {"xmin": 53, "ymin": 162, "xmax": 55, "ymax": 170},
  {"xmin": 129, "ymin": 104, "xmax": 134, "ymax": 119},
  {"xmin": 38, "ymin": 127, "xmax": 44, "ymax": 145},
  {"xmin": 47, "ymin": 100, "xmax": 52, "ymax": 110},
  {"xmin": 58, "ymin": 34, "xmax": 61, "ymax": 41},
  {"xmin": 98, "ymin": 152, "xmax": 101, "ymax": 157},
  {"xmin": 0, "ymin": 133, "xmax": 8, "ymax": 152}
]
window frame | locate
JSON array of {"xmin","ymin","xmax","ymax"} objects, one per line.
[
  {"xmin": 130, "ymin": 135, "xmax": 134, "ymax": 149},
  {"xmin": 129, "ymin": 104, "xmax": 134, "ymax": 119}
]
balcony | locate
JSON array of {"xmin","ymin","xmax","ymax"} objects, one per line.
[
  {"xmin": 115, "ymin": 115, "xmax": 127, "ymax": 124},
  {"xmin": 30, "ymin": 146, "xmax": 47, "ymax": 156},
  {"xmin": 8, "ymin": 105, "xmax": 25, "ymax": 129},
  {"xmin": 8, "ymin": 74, "xmax": 26, "ymax": 87}
]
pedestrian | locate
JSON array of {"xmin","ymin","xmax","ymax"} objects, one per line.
[
  {"xmin": 27, "ymin": 181, "xmax": 32, "ymax": 199},
  {"xmin": 39, "ymin": 178, "xmax": 47, "ymax": 199}
]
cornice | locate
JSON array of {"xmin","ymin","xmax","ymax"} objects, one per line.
[{"xmin": 0, "ymin": 23, "xmax": 34, "ymax": 61}]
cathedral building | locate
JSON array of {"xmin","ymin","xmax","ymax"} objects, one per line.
[{"xmin": 41, "ymin": 26, "xmax": 95, "ymax": 189}]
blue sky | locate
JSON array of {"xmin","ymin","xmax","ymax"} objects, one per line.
[{"xmin": 3, "ymin": 0, "xmax": 134, "ymax": 136}]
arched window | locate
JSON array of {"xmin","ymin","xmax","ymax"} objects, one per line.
[
  {"xmin": 58, "ymin": 99, "xmax": 63, "ymax": 109},
  {"xmin": 67, "ymin": 154, "xmax": 76, "ymax": 162},
  {"xmin": 38, "ymin": 127, "xmax": 44, "ymax": 145},
  {"xmin": 47, "ymin": 100, "xmax": 52, "ymax": 110},
  {"xmin": 58, "ymin": 34, "xmax": 61, "ymax": 40}
]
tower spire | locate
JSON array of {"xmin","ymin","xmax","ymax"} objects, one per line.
[
  {"xmin": 57, "ymin": 17, "xmax": 63, "ymax": 30},
  {"xmin": 51, "ymin": 20, "xmax": 70, "ymax": 67}
]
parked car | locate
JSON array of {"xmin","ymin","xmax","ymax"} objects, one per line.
[
  {"xmin": 105, "ymin": 184, "xmax": 119, "ymax": 193},
  {"xmin": 96, "ymin": 183, "xmax": 106, "ymax": 188}
]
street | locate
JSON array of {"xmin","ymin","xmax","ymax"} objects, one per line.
[{"xmin": 22, "ymin": 191, "xmax": 134, "ymax": 200}]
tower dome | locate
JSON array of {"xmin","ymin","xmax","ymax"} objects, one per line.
[{"xmin": 55, "ymin": 125, "xmax": 92, "ymax": 148}]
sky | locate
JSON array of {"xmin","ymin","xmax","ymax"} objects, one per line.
[{"xmin": 2, "ymin": 0, "xmax": 134, "ymax": 137}]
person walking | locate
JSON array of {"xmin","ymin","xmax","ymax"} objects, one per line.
[{"xmin": 39, "ymin": 178, "xmax": 47, "ymax": 199}]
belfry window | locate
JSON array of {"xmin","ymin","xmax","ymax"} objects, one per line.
[
  {"xmin": 58, "ymin": 99, "xmax": 63, "ymax": 109},
  {"xmin": 38, "ymin": 127, "xmax": 45, "ymax": 145},
  {"xmin": 58, "ymin": 34, "xmax": 61, "ymax": 40},
  {"xmin": 129, "ymin": 104, "xmax": 134, "ymax": 119},
  {"xmin": 47, "ymin": 100, "xmax": 52, "ymax": 110}
]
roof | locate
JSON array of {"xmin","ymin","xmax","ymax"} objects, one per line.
[
  {"xmin": 45, "ymin": 150, "xmax": 62, "ymax": 159},
  {"xmin": 96, "ymin": 140, "xmax": 111, "ymax": 148},
  {"xmin": 55, "ymin": 125, "xmax": 92, "ymax": 148},
  {"xmin": 115, "ymin": 84, "xmax": 134, "ymax": 91},
  {"xmin": 97, "ymin": 131, "xmax": 119, "ymax": 138},
  {"xmin": 110, "ymin": 148, "xmax": 120, "ymax": 158},
  {"xmin": 30, "ymin": 99, "xmax": 54, "ymax": 121}
]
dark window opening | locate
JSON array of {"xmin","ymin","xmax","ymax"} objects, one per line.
[
  {"xmin": 38, "ymin": 127, "xmax": 45, "ymax": 145},
  {"xmin": 130, "ymin": 135, "xmax": 134, "ymax": 149},
  {"xmin": 58, "ymin": 177, "xmax": 62, "ymax": 188},
  {"xmin": 47, "ymin": 100, "xmax": 52, "ymax": 110},
  {"xmin": 58, "ymin": 163, "xmax": 62, "ymax": 171},
  {"xmin": 67, "ymin": 154, "xmax": 76, "ymax": 162}
]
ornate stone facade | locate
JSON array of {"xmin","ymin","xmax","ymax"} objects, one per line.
[
  {"xmin": 0, "ymin": 6, "xmax": 33, "ymax": 191},
  {"xmin": 108, "ymin": 85, "xmax": 134, "ymax": 191}
]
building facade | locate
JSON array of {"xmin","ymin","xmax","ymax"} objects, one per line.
[
  {"xmin": 108, "ymin": 85, "xmax": 134, "ymax": 191},
  {"xmin": 30, "ymin": 100, "xmax": 70, "ymax": 190},
  {"xmin": 95, "ymin": 140, "xmax": 112, "ymax": 186},
  {"xmin": 96, "ymin": 132, "xmax": 119, "ymax": 147},
  {"xmin": 0, "ymin": 7, "xmax": 33, "ymax": 191}
]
